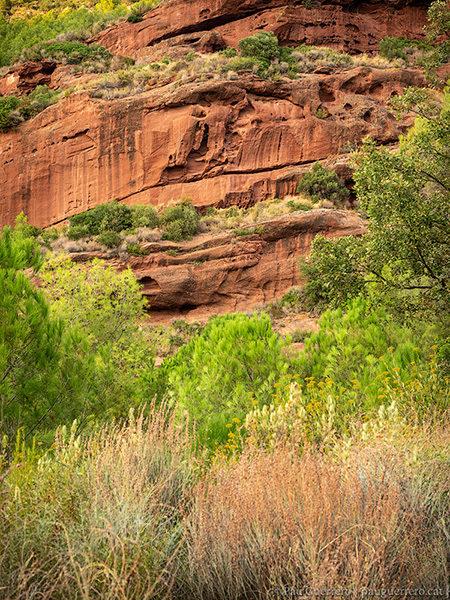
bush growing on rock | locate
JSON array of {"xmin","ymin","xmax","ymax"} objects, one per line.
[
  {"xmin": 22, "ymin": 40, "xmax": 111, "ymax": 64},
  {"xmin": 238, "ymin": 31, "xmax": 281, "ymax": 64},
  {"xmin": 379, "ymin": 36, "xmax": 431, "ymax": 63},
  {"xmin": 97, "ymin": 229, "xmax": 121, "ymax": 248},
  {"xmin": 160, "ymin": 198, "xmax": 200, "ymax": 242},
  {"xmin": 0, "ymin": 85, "xmax": 59, "ymax": 131},
  {"xmin": 297, "ymin": 162, "xmax": 350, "ymax": 207},
  {"xmin": 68, "ymin": 200, "xmax": 133, "ymax": 238},
  {"xmin": 130, "ymin": 204, "xmax": 159, "ymax": 229}
]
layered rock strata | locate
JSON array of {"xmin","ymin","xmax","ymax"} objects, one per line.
[
  {"xmin": 93, "ymin": 0, "xmax": 429, "ymax": 59},
  {"xmin": 0, "ymin": 67, "xmax": 424, "ymax": 228},
  {"xmin": 68, "ymin": 208, "xmax": 366, "ymax": 321}
]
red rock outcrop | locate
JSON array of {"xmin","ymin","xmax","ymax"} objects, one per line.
[
  {"xmin": 0, "ymin": 66, "xmax": 424, "ymax": 228},
  {"xmin": 93, "ymin": 0, "xmax": 429, "ymax": 60},
  {"xmin": 0, "ymin": 60, "xmax": 58, "ymax": 97},
  {"xmin": 69, "ymin": 208, "xmax": 366, "ymax": 321}
]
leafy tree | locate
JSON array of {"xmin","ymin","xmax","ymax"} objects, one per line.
[
  {"xmin": 164, "ymin": 312, "xmax": 290, "ymax": 445},
  {"xmin": 39, "ymin": 255, "xmax": 157, "ymax": 416},
  {"xmin": 40, "ymin": 255, "xmax": 147, "ymax": 349},
  {"xmin": 300, "ymin": 235, "xmax": 367, "ymax": 310},
  {"xmin": 302, "ymin": 91, "xmax": 450, "ymax": 323},
  {"xmin": 0, "ymin": 227, "xmax": 98, "ymax": 445}
]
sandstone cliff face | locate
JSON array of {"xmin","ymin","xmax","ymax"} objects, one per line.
[
  {"xmin": 0, "ymin": 67, "xmax": 424, "ymax": 228},
  {"xmin": 69, "ymin": 209, "xmax": 366, "ymax": 321},
  {"xmin": 93, "ymin": 0, "xmax": 429, "ymax": 59}
]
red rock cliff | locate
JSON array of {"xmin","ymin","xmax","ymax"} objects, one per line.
[
  {"xmin": 93, "ymin": 0, "xmax": 429, "ymax": 59},
  {"xmin": 0, "ymin": 66, "xmax": 424, "ymax": 228}
]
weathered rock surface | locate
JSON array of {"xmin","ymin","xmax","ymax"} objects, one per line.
[
  {"xmin": 68, "ymin": 208, "xmax": 366, "ymax": 321},
  {"xmin": 0, "ymin": 66, "xmax": 424, "ymax": 228},
  {"xmin": 0, "ymin": 60, "xmax": 59, "ymax": 97},
  {"xmin": 93, "ymin": 0, "xmax": 429, "ymax": 60}
]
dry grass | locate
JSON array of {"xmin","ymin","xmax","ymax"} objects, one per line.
[
  {"xmin": 181, "ymin": 435, "xmax": 450, "ymax": 599},
  {"xmin": 2, "ymin": 406, "xmax": 450, "ymax": 599},
  {"xmin": 0, "ymin": 406, "xmax": 194, "ymax": 600},
  {"xmin": 197, "ymin": 196, "xmax": 315, "ymax": 234},
  {"xmin": 85, "ymin": 43, "xmax": 402, "ymax": 101}
]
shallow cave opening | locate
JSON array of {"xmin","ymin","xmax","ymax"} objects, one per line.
[{"xmin": 139, "ymin": 277, "xmax": 161, "ymax": 293}]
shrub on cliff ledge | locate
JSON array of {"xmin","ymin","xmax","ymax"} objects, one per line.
[
  {"xmin": 379, "ymin": 36, "xmax": 431, "ymax": 63},
  {"xmin": 68, "ymin": 200, "xmax": 133, "ymax": 238},
  {"xmin": 297, "ymin": 162, "xmax": 350, "ymax": 207},
  {"xmin": 160, "ymin": 198, "xmax": 200, "ymax": 242},
  {"xmin": 0, "ymin": 85, "xmax": 59, "ymax": 131},
  {"xmin": 238, "ymin": 31, "xmax": 280, "ymax": 64}
]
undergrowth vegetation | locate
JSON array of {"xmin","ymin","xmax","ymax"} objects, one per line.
[
  {"xmin": 0, "ymin": 0, "xmax": 159, "ymax": 67},
  {"xmin": 85, "ymin": 36, "xmax": 395, "ymax": 100}
]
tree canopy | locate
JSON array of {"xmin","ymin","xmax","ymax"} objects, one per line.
[{"xmin": 302, "ymin": 89, "xmax": 450, "ymax": 323}]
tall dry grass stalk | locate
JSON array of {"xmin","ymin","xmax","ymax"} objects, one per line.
[
  {"xmin": 0, "ymin": 405, "xmax": 194, "ymax": 600},
  {"xmin": 181, "ymin": 435, "xmax": 450, "ymax": 600}
]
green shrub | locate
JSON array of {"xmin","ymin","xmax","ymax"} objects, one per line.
[
  {"xmin": 127, "ymin": 0, "xmax": 156, "ymax": 23},
  {"xmin": 315, "ymin": 107, "xmax": 328, "ymax": 119},
  {"xmin": 159, "ymin": 199, "xmax": 199, "ymax": 242},
  {"xmin": 12, "ymin": 212, "xmax": 42, "ymax": 239},
  {"xmin": 126, "ymin": 242, "xmax": 147, "ymax": 256},
  {"xmin": 0, "ymin": 95, "xmax": 20, "ymax": 131},
  {"xmin": 290, "ymin": 328, "xmax": 310, "ymax": 343},
  {"xmin": 379, "ymin": 36, "xmax": 432, "ymax": 62},
  {"xmin": 97, "ymin": 230, "xmax": 121, "ymax": 248},
  {"xmin": 67, "ymin": 224, "xmax": 87, "ymax": 240},
  {"xmin": 286, "ymin": 199, "xmax": 311, "ymax": 212},
  {"xmin": 28, "ymin": 40, "xmax": 111, "ymax": 64},
  {"xmin": 164, "ymin": 312, "xmax": 290, "ymax": 446},
  {"xmin": 225, "ymin": 56, "xmax": 263, "ymax": 74},
  {"xmin": 127, "ymin": 12, "xmax": 143, "ymax": 22},
  {"xmin": 280, "ymin": 286, "xmax": 306, "ymax": 311},
  {"xmin": 0, "ymin": 85, "xmax": 59, "ymax": 131},
  {"xmin": 68, "ymin": 201, "xmax": 133, "ymax": 238},
  {"xmin": 130, "ymin": 204, "xmax": 158, "ymax": 229},
  {"xmin": 297, "ymin": 162, "xmax": 350, "ymax": 207},
  {"xmin": 233, "ymin": 229, "xmax": 254, "ymax": 236},
  {"xmin": 238, "ymin": 31, "xmax": 281, "ymax": 64},
  {"xmin": 220, "ymin": 46, "xmax": 238, "ymax": 58}
]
